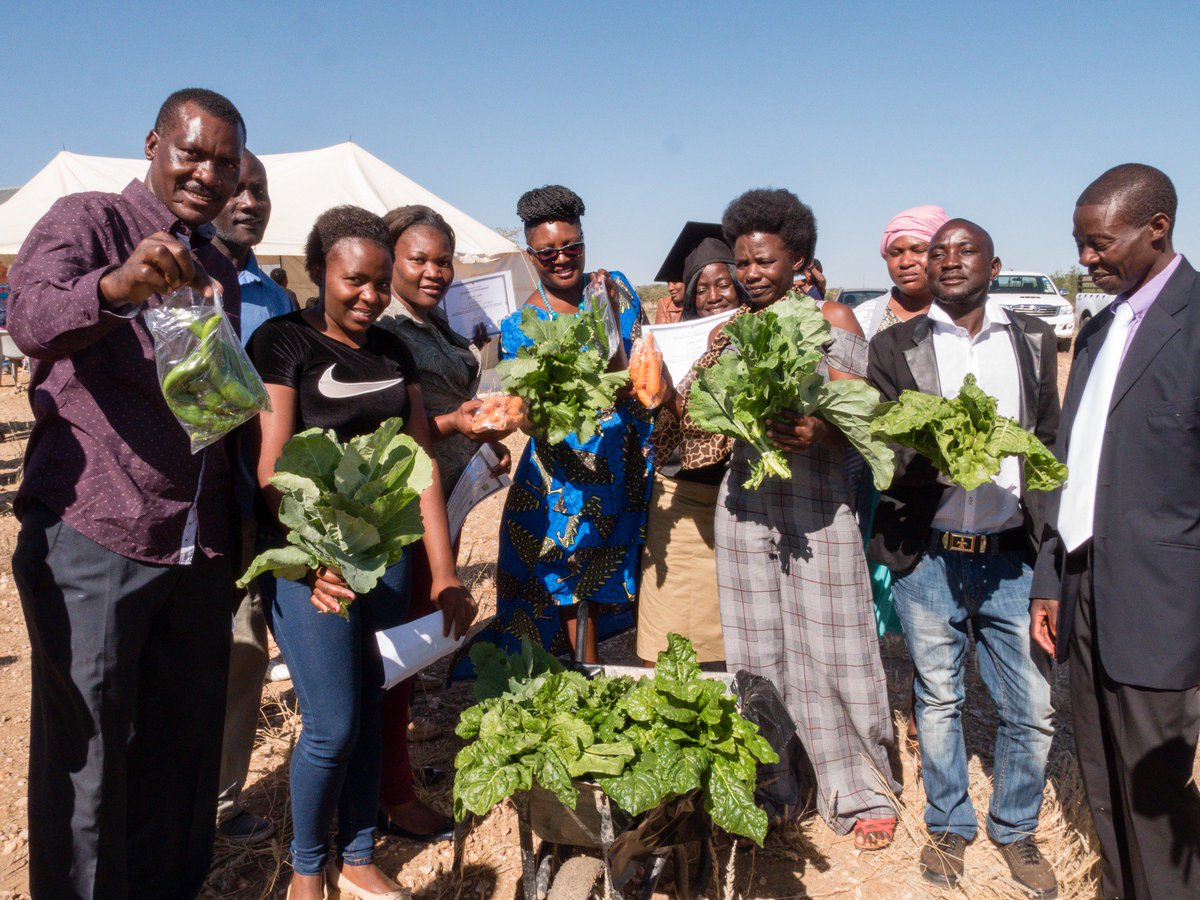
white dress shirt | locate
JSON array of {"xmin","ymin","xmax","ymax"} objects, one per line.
[{"xmin": 928, "ymin": 297, "xmax": 1025, "ymax": 535}]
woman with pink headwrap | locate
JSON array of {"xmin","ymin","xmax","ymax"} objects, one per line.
[
  {"xmin": 853, "ymin": 205, "xmax": 949, "ymax": 338},
  {"xmin": 853, "ymin": 205, "xmax": 948, "ymax": 759}
]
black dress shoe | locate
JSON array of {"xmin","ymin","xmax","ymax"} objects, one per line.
[
  {"xmin": 376, "ymin": 809, "xmax": 454, "ymax": 843},
  {"xmin": 217, "ymin": 810, "xmax": 276, "ymax": 843}
]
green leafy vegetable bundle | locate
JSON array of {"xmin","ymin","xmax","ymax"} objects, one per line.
[
  {"xmin": 687, "ymin": 293, "xmax": 895, "ymax": 490},
  {"xmin": 453, "ymin": 635, "xmax": 779, "ymax": 845},
  {"xmin": 871, "ymin": 373, "xmax": 1067, "ymax": 491},
  {"xmin": 238, "ymin": 417, "xmax": 432, "ymax": 615},
  {"xmin": 496, "ymin": 300, "xmax": 628, "ymax": 445}
]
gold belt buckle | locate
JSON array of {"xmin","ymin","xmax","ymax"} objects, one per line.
[{"xmin": 942, "ymin": 532, "xmax": 987, "ymax": 553}]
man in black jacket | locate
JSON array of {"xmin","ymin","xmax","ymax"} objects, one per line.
[
  {"xmin": 1030, "ymin": 164, "xmax": 1200, "ymax": 898},
  {"xmin": 868, "ymin": 220, "xmax": 1059, "ymax": 897}
]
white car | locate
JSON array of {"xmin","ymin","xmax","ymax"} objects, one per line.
[
  {"xmin": 988, "ymin": 271, "xmax": 1075, "ymax": 350},
  {"xmin": 1074, "ymin": 291, "xmax": 1117, "ymax": 331}
]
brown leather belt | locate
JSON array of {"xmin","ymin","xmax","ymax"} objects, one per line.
[{"xmin": 932, "ymin": 528, "xmax": 1026, "ymax": 555}]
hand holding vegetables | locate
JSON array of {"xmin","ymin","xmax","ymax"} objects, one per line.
[
  {"xmin": 100, "ymin": 231, "xmax": 212, "ymax": 308},
  {"xmin": 496, "ymin": 301, "xmax": 628, "ymax": 444},
  {"xmin": 765, "ymin": 409, "xmax": 836, "ymax": 453},
  {"xmin": 309, "ymin": 565, "xmax": 356, "ymax": 615},
  {"xmin": 469, "ymin": 394, "xmax": 527, "ymax": 434},
  {"xmin": 688, "ymin": 294, "xmax": 895, "ymax": 490},
  {"xmin": 871, "ymin": 373, "xmax": 1067, "ymax": 490},
  {"xmin": 238, "ymin": 417, "xmax": 434, "ymax": 618}
]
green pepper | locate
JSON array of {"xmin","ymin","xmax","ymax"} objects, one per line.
[
  {"xmin": 186, "ymin": 313, "xmax": 218, "ymax": 339},
  {"xmin": 200, "ymin": 390, "xmax": 226, "ymax": 411},
  {"xmin": 167, "ymin": 398, "xmax": 228, "ymax": 429},
  {"xmin": 162, "ymin": 325, "xmax": 222, "ymax": 397},
  {"xmin": 216, "ymin": 378, "xmax": 258, "ymax": 410}
]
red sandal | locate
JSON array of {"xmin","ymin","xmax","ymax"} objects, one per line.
[{"xmin": 853, "ymin": 816, "xmax": 897, "ymax": 851}]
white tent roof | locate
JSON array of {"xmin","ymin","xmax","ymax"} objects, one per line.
[{"xmin": 0, "ymin": 142, "xmax": 521, "ymax": 264}]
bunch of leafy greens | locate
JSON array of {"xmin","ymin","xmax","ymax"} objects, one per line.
[
  {"xmin": 871, "ymin": 374, "xmax": 1067, "ymax": 491},
  {"xmin": 238, "ymin": 417, "xmax": 432, "ymax": 615},
  {"xmin": 496, "ymin": 298, "xmax": 628, "ymax": 445},
  {"xmin": 687, "ymin": 293, "xmax": 894, "ymax": 490},
  {"xmin": 452, "ymin": 635, "xmax": 779, "ymax": 845}
]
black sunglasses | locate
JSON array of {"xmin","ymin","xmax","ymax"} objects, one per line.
[{"xmin": 526, "ymin": 240, "xmax": 585, "ymax": 266}]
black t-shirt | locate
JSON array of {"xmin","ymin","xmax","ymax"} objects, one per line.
[{"xmin": 250, "ymin": 311, "xmax": 420, "ymax": 442}]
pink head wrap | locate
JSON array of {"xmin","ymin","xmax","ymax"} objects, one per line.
[{"xmin": 880, "ymin": 205, "xmax": 950, "ymax": 258}]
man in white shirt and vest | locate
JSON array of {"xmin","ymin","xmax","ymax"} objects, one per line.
[
  {"xmin": 1031, "ymin": 163, "xmax": 1200, "ymax": 899},
  {"xmin": 868, "ymin": 219, "xmax": 1060, "ymax": 897}
]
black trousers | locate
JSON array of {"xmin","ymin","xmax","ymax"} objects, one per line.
[
  {"xmin": 14, "ymin": 501, "xmax": 231, "ymax": 899},
  {"xmin": 1069, "ymin": 548, "xmax": 1200, "ymax": 899}
]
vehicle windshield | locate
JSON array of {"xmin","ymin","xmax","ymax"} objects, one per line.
[
  {"xmin": 839, "ymin": 290, "xmax": 887, "ymax": 308},
  {"xmin": 990, "ymin": 275, "xmax": 1058, "ymax": 295}
]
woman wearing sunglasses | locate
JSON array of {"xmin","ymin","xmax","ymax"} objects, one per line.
[{"xmin": 460, "ymin": 184, "xmax": 653, "ymax": 666}]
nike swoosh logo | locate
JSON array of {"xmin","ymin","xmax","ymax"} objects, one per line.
[{"xmin": 317, "ymin": 365, "xmax": 403, "ymax": 399}]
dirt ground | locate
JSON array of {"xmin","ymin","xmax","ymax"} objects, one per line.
[{"xmin": 0, "ymin": 347, "xmax": 1190, "ymax": 899}]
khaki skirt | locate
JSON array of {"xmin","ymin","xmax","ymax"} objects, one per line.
[{"xmin": 637, "ymin": 473, "xmax": 724, "ymax": 663}]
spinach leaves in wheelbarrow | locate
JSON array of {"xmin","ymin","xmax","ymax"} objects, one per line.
[{"xmin": 452, "ymin": 634, "xmax": 779, "ymax": 845}]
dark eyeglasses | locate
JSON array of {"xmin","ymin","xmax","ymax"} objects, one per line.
[{"xmin": 526, "ymin": 241, "xmax": 585, "ymax": 266}]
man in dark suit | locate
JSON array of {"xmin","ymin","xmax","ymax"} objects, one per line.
[
  {"xmin": 1030, "ymin": 163, "xmax": 1200, "ymax": 898},
  {"xmin": 868, "ymin": 220, "xmax": 1060, "ymax": 897}
]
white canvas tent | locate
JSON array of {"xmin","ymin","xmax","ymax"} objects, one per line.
[{"xmin": 0, "ymin": 142, "xmax": 536, "ymax": 314}]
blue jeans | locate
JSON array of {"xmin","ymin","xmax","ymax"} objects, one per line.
[
  {"xmin": 890, "ymin": 545, "xmax": 1052, "ymax": 843},
  {"xmin": 263, "ymin": 553, "xmax": 411, "ymax": 875}
]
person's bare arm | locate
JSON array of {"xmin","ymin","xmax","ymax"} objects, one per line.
[{"xmin": 408, "ymin": 385, "xmax": 478, "ymax": 638}]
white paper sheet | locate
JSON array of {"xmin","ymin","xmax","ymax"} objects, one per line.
[
  {"xmin": 643, "ymin": 309, "xmax": 738, "ymax": 384},
  {"xmin": 376, "ymin": 611, "xmax": 466, "ymax": 690},
  {"xmin": 446, "ymin": 442, "xmax": 511, "ymax": 541},
  {"xmin": 441, "ymin": 271, "xmax": 516, "ymax": 337}
]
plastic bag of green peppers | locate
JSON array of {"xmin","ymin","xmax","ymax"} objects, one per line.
[{"xmin": 145, "ymin": 286, "xmax": 271, "ymax": 452}]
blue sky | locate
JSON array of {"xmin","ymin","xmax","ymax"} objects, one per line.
[{"xmin": 5, "ymin": 1, "xmax": 1199, "ymax": 288}]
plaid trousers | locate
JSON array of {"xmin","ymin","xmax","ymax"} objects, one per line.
[{"xmin": 716, "ymin": 442, "xmax": 899, "ymax": 833}]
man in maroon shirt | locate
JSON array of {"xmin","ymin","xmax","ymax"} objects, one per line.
[{"xmin": 9, "ymin": 88, "xmax": 245, "ymax": 898}]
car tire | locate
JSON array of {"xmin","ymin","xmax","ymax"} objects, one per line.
[{"xmin": 1057, "ymin": 338, "xmax": 1072, "ymax": 352}]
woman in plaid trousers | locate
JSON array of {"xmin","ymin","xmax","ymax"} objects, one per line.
[{"xmin": 713, "ymin": 189, "xmax": 900, "ymax": 849}]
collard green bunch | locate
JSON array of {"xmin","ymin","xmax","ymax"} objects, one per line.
[
  {"xmin": 687, "ymin": 293, "xmax": 895, "ymax": 490},
  {"xmin": 496, "ymin": 301, "xmax": 628, "ymax": 445},
  {"xmin": 452, "ymin": 635, "xmax": 779, "ymax": 845},
  {"xmin": 237, "ymin": 417, "xmax": 431, "ymax": 615},
  {"xmin": 871, "ymin": 373, "xmax": 1067, "ymax": 491}
]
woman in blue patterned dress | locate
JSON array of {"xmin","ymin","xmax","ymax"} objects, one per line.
[{"xmin": 466, "ymin": 185, "xmax": 653, "ymax": 665}]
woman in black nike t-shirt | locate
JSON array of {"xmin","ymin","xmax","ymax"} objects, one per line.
[{"xmin": 249, "ymin": 206, "xmax": 474, "ymax": 899}]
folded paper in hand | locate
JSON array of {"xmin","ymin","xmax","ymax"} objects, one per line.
[{"xmin": 376, "ymin": 611, "xmax": 466, "ymax": 690}]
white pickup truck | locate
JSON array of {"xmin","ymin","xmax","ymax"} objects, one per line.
[
  {"xmin": 1073, "ymin": 291, "xmax": 1117, "ymax": 332},
  {"xmin": 988, "ymin": 271, "xmax": 1076, "ymax": 351}
]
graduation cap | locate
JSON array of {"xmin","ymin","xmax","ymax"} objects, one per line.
[{"xmin": 654, "ymin": 221, "xmax": 730, "ymax": 284}]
